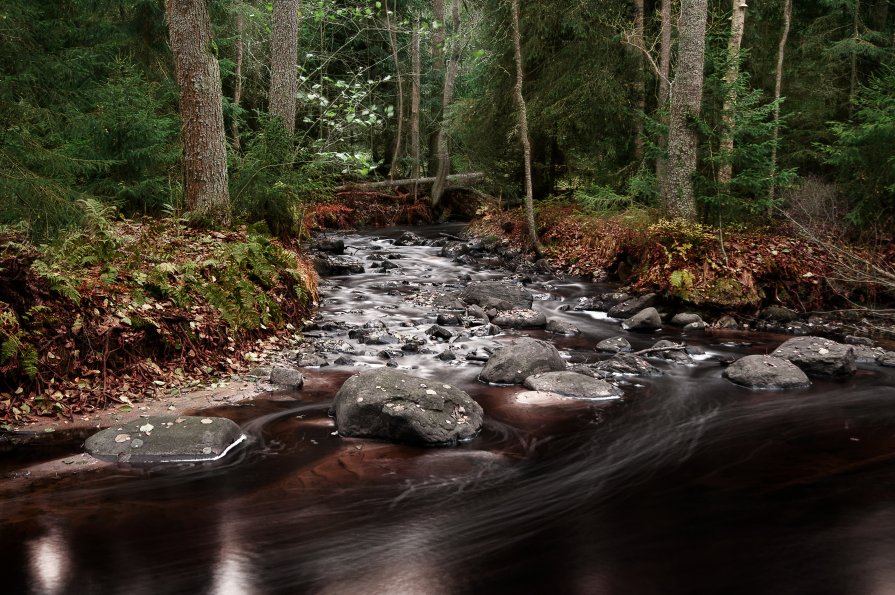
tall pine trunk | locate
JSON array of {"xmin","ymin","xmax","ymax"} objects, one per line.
[
  {"xmin": 662, "ymin": 0, "xmax": 708, "ymax": 221},
  {"xmin": 270, "ymin": 0, "xmax": 299, "ymax": 134},
  {"xmin": 431, "ymin": 0, "xmax": 460, "ymax": 208},
  {"xmin": 165, "ymin": 0, "xmax": 231, "ymax": 226},
  {"xmin": 428, "ymin": 0, "xmax": 445, "ymax": 175},
  {"xmin": 386, "ymin": 1, "xmax": 404, "ymax": 178},
  {"xmin": 632, "ymin": 0, "xmax": 646, "ymax": 163},
  {"xmin": 410, "ymin": 14, "xmax": 422, "ymax": 190},
  {"xmin": 510, "ymin": 0, "xmax": 543, "ymax": 257},
  {"xmin": 718, "ymin": 0, "xmax": 747, "ymax": 185},
  {"xmin": 656, "ymin": 0, "xmax": 673, "ymax": 182},
  {"xmin": 769, "ymin": 0, "xmax": 792, "ymax": 204}
]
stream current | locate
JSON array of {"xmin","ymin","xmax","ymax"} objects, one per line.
[{"xmin": 3, "ymin": 225, "xmax": 895, "ymax": 594}]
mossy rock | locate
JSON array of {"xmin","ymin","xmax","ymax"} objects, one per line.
[{"xmin": 702, "ymin": 277, "xmax": 760, "ymax": 308}]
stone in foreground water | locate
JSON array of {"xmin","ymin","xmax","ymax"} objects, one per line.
[{"xmin": 85, "ymin": 416, "xmax": 243, "ymax": 463}]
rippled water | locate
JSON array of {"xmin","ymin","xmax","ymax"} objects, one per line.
[{"xmin": 3, "ymin": 225, "xmax": 895, "ymax": 595}]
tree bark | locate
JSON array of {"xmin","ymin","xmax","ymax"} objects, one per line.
[
  {"xmin": 849, "ymin": 0, "xmax": 861, "ymax": 118},
  {"xmin": 656, "ymin": 0, "xmax": 673, "ymax": 183},
  {"xmin": 164, "ymin": 0, "xmax": 231, "ymax": 226},
  {"xmin": 410, "ymin": 14, "xmax": 422, "ymax": 190},
  {"xmin": 769, "ymin": 0, "xmax": 792, "ymax": 204},
  {"xmin": 431, "ymin": 0, "xmax": 460, "ymax": 208},
  {"xmin": 632, "ymin": 0, "xmax": 646, "ymax": 163},
  {"xmin": 661, "ymin": 0, "xmax": 709, "ymax": 221},
  {"xmin": 231, "ymin": 13, "xmax": 244, "ymax": 151},
  {"xmin": 509, "ymin": 0, "xmax": 543, "ymax": 258},
  {"xmin": 718, "ymin": 0, "xmax": 747, "ymax": 185},
  {"xmin": 386, "ymin": 0, "xmax": 404, "ymax": 178},
  {"xmin": 428, "ymin": 0, "xmax": 446, "ymax": 175},
  {"xmin": 270, "ymin": 0, "xmax": 299, "ymax": 134}
]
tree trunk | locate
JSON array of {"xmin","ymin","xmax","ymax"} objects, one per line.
[
  {"xmin": 769, "ymin": 0, "xmax": 792, "ymax": 204},
  {"xmin": 661, "ymin": 0, "xmax": 708, "ymax": 221},
  {"xmin": 656, "ymin": 0, "xmax": 673, "ymax": 182},
  {"xmin": 718, "ymin": 0, "xmax": 747, "ymax": 186},
  {"xmin": 632, "ymin": 0, "xmax": 646, "ymax": 163},
  {"xmin": 850, "ymin": 0, "xmax": 861, "ymax": 118},
  {"xmin": 510, "ymin": 0, "xmax": 543, "ymax": 258},
  {"xmin": 386, "ymin": 0, "xmax": 404, "ymax": 178},
  {"xmin": 431, "ymin": 0, "xmax": 460, "ymax": 208},
  {"xmin": 410, "ymin": 14, "xmax": 422, "ymax": 191},
  {"xmin": 231, "ymin": 13, "xmax": 244, "ymax": 151},
  {"xmin": 428, "ymin": 0, "xmax": 446, "ymax": 175},
  {"xmin": 164, "ymin": 0, "xmax": 231, "ymax": 226},
  {"xmin": 270, "ymin": 0, "xmax": 299, "ymax": 134}
]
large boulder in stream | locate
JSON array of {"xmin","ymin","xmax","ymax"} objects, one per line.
[
  {"xmin": 723, "ymin": 355, "xmax": 811, "ymax": 390},
  {"xmin": 332, "ymin": 369, "xmax": 483, "ymax": 445},
  {"xmin": 460, "ymin": 281, "xmax": 533, "ymax": 311},
  {"xmin": 771, "ymin": 336, "xmax": 857, "ymax": 377},
  {"xmin": 621, "ymin": 307, "xmax": 662, "ymax": 331},
  {"xmin": 479, "ymin": 338, "xmax": 566, "ymax": 385},
  {"xmin": 85, "ymin": 416, "xmax": 244, "ymax": 463},
  {"xmin": 607, "ymin": 293, "xmax": 659, "ymax": 318},
  {"xmin": 523, "ymin": 371, "xmax": 622, "ymax": 400}
]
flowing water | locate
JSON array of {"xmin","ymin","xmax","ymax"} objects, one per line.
[{"xmin": 3, "ymin": 225, "xmax": 895, "ymax": 595}]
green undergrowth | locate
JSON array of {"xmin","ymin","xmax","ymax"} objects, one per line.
[
  {"xmin": 470, "ymin": 199, "xmax": 895, "ymax": 315},
  {"xmin": 0, "ymin": 209, "xmax": 317, "ymax": 426}
]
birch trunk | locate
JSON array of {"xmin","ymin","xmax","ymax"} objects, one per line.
[
  {"xmin": 164, "ymin": 0, "xmax": 231, "ymax": 226},
  {"xmin": 661, "ymin": 0, "xmax": 709, "ymax": 221},
  {"xmin": 718, "ymin": 0, "xmax": 747, "ymax": 186},
  {"xmin": 270, "ymin": 0, "xmax": 299, "ymax": 134},
  {"xmin": 769, "ymin": 0, "xmax": 792, "ymax": 204},
  {"xmin": 510, "ymin": 0, "xmax": 543, "ymax": 257}
]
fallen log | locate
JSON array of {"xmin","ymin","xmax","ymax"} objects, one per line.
[{"xmin": 336, "ymin": 172, "xmax": 484, "ymax": 193}]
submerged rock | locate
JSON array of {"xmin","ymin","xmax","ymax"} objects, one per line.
[
  {"xmin": 771, "ymin": 336, "xmax": 857, "ymax": 377},
  {"xmin": 479, "ymin": 337, "xmax": 566, "ymax": 385},
  {"xmin": 332, "ymin": 369, "xmax": 483, "ymax": 445},
  {"xmin": 460, "ymin": 281, "xmax": 533, "ymax": 311},
  {"xmin": 85, "ymin": 416, "xmax": 244, "ymax": 464},
  {"xmin": 723, "ymin": 354, "xmax": 811, "ymax": 390},
  {"xmin": 522, "ymin": 371, "xmax": 622, "ymax": 400}
]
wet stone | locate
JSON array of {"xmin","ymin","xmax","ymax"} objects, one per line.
[
  {"xmin": 649, "ymin": 340, "xmax": 692, "ymax": 364},
  {"xmin": 269, "ymin": 367, "xmax": 304, "ymax": 389},
  {"xmin": 878, "ymin": 352, "xmax": 895, "ymax": 367},
  {"xmin": 592, "ymin": 354, "xmax": 662, "ymax": 377},
  {"xmin": 523, "ymin": 371, "xmax": 622, "ymax": 400},
  {"xmin": 491, "ymin": 309, "xmax": 548, "ymax": 329},
  {"xmin": 723, "ymin": 355, "xmax": 811, "ymax": 390},
  {"xmin": 85, "ymin": 416, "xmax": 243, "ymax": 464},
  {"xmin": 671, "ymin": 313, "xmax": 704, "ymax": 327},
  {"xmin": 545, "ymin": 319, "xmax": 581, "ymax": 335},
  {"xmin": 460, "ymin": 281, "xmax": 534, "ymax": 311},
  {"xmin": 426, "ymin": 325, "xmax": 454, "ymax": 341},
  {"xmin": 622, "ymin": 307, "xmax": 662, "ymax": 331},
  {"xmin": 479, "ymin": 338, "xmax": 566, "ymax": 385},
  {"xmin": 607, "ymin": 293, "xmax": 658, "ymax": 318},
  {"xmin": 596, "ymin": 337, "xmax": 632, "ymax": 354},
  {"xmin": 771, "ymin": 336, "xmax": 857, "ymax": 377}
]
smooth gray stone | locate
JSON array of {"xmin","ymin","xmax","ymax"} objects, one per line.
[
  {"xmin": 523, "ymin": 371, "xmax": 622, "ymax": 399},
  {"xmin": 607, "ymin": 293, "xmax": 658, "ymax": 318},
  {"xmin": 479, "ymin": 338, "xmax": 566, "ymax": 385},
  {"xmin": 596, "ymin": 337, "xmax": 632, "ymax": 353},
  {"xmin": 270, "ymin": 366, "xmax": 304, "ymax": 388},
  {"xmin": 460, "ymin": 281, "xmax": 533, "ymax": 311},
  {"xmin": 771, "ymin": 336, "xmax": 857, "ymax": 377},
  {"xmin": 85, "ymin": 416, "xmax": 243, "ymax": 464},
  {"xmin": 491, "ymin": 309, "xmax": 548, "ymax": 329},
  {"xmin": 622, "ymin": 307, "xmax": 662, "ymax": 331},
  {"xmin": 723, "ymin": 354, "xmax": 811, "ymax": 389}
]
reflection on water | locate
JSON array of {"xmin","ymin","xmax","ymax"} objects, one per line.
[{"xmin": 4, "ymin": 225, "xmax": 895, "ymax": 594}]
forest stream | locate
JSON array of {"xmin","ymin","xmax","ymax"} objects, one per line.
[{"xmin": 3, "ymin": 224, "xmax": 895, "ymax": 595}]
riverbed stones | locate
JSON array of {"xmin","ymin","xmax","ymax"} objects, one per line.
[
  {"xmin": 723, "ymin": 355, "xmax": 811, "ymax": 390},
  {"xmin": 491, "ymin": 309, "xmax": 548, "ymax": 329},
  {"xmin": 592, "ymin": 354, "xmax": 661, "ymax": 377},
  {"xmin": 671, "ymin": 312, "xmax": 704, "ymax": 327},
  {"xmin": 394, "ymin": 231, "xmax": 426, "ymax": 246},
  {"xmin": 545, "ymin": 319, "xmax": 581, "ymax": 335},
  {"xmin": 460, "ymin": 281, "xmax": 533, "ymax": 311},
  {"xmin": 771, "ymin": 336, "xmax": 857, "ymax": 377},
  {"xmin": 523, "ymin": 371, "xmax": 622, "ymax": 400},
  {"xmin": 596, "ymin": 337, "xmax": 632, "ymax": 353},
  {"xmin": 621, "ymin": 307, "xmax": 662, "ymax": 331},
  {"xmin": 312, "ymin": 256, "xmax": 364, "ymax": 276},
  {"xmin": 468, "ymin": 323, "xmax": 501, "ymax": 337},
  {"xmin": 878, "ymin": 351, "xmax": 895, "ymax": 367},
  {"xmin": 759, "ymin": 306, "xmax": 800, "ymax": 323},
  {"xmin": 314, "ymin": 238, "xmax": 345, "ymax": 254},
  {"xmin": 436, "ymin": 312, "xmax": 463, "ymax": 326},
  {"xmin": 85, "ymin": 416, "xmax": 243, "ymax": 463},
  {"xmin": 479, "ymin": 337, "xmax": 566, "ymax": 384},
  {"xmin": 715, "ymin": 315, "xmax": 739, "ymax": 329},
  {"xmin": 648, "ymin": 340, "xmax": 692, "ymax": 364},
  {"xmin": 269, "ymin": 366, "xmax": 304, "ymax": 389},
  {"xmin": 426, "ymin": 324, "xmax": 454, "ymax": 340},
  {"xmin": 332, "ymin": 369, "xmax": 483, "ymax": 445},
  {"xmin": 607, "ymin": 293, "xmax": 658, "ymax": 318}
]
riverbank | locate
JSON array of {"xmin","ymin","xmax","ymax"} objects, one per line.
[{"xmin": 0, "ymin": 219, "xmax": 317, "ymax": 427}]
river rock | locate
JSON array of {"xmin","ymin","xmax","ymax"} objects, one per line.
[
  {"xmin": 468, "ymin": 323, "xmax": 501, "ymax": 337},
  {"xmin": 671, "ymin": 313, "xmax": 704, "ymax": 326},
  {"xmin": 436, "ymin": 313, "xmax": 463, "ymax": 326},
  {"xmin": 85, "ymin": 416, "xmax": 244, "ymax": 464},
  {"xmin": 491, "ymin": 309, "xmax": 548, "ymax": 329},
  {"xmin": 592, "ymin": 354, "xmax": 662, "ymax": 377},
  {"xmin": 715, "ymin": 315, "xmax": 739, "ymax": 329},
  {"xmin": 296, "ymin": 353, "xmax": 328, "ymax": 367},
  {"xmin": 878, "ymin": 351, "xmax": 895, "ymax": 367},
  {"xmin": 649, "ymin": 340, "xmax": 692, "ymax": 364},
  {"xmin": 314, "ymin": 238, "xmax": 345, "ymax": 254},
  {"xmin": 621, "ymin": 307, "xmax": 661, "ymax": 331},
  {"xmin": 332, "ymin": 369, "xmax": 483, "ymax": 445},
  {"xmin": 312, "ymin": 256, "xmax": 364, "ymax": 276},
  {"xmin": 545, "ymin": 320, "xmax": 581, "ymax": 335},
  {"xmin": 433, "ymin": 293, "xmax": 466, "ymax": 310},
  {"xmin": 460, "ymin": 281, "xmax": 533, "ymax": 311},
  {"xmin": 771, "ymin": 336, "xmax": 857, "ymax": 377},
  {"xmin": 479, "ymin": 338, "xmax": 566, "ymax": 385},
  {"xmin": 596, "ymin": 337, "xmax": 632, "ymax": 353},
  {"xmin": 394, "ymin": 231, "xmax": 426, "ymax": 246},
  {"xmin": 759, "ymin": 306, "xmax": 800, "ymax": 323},
  {"xmin": 607, "ymin": 293, "xmax": 658, "ymax": 318},
  {"xmin": 522, "ymin": 371, "xmax": 622, "ymax": 400},
  {"xmin": 426, "ymin": 325, "xmax": 454, "ymax": 341},
  {"xmin": 723, "ymin": 355, "xmax": 811, "ymax": 390},
  {"xmin": 441, "ymin": 242, "xmax": 471, "ymax": 259},
  {"xmin": 270, "ymin": 366, "xmax": 304, "ymax": 389}
]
